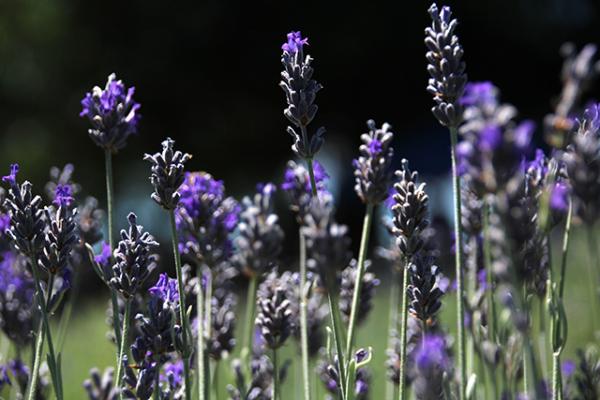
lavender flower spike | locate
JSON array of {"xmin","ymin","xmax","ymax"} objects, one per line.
[
  {"xmin": 2, "ymin": 164, "xmax": 46, "ymax": 258},
  {"xmin": 280, "ymin": 31, "xmax": 325, "ymax": 159},
  {"xmin": 110, "ymin": 213, "xmax": 158, "ymax": 299},
  {"xmin": 80, "ymin": 73, "xmax": 141, "ymax": 153},
  {"xmin": 256, "ymin": 271, "xmax": 294, "ymax": 350},
  {"xmin": 353, "ymin": 120, "xmax": 395, "ymax": 205},
  {"xmin": 144, "ymin": 138, "xmax": 192, "ymax": 210},
  {"xmin": 425, "ymin": 4, "xmax": 467, "ymax": 128}
]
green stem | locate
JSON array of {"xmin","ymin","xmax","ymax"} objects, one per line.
[
  {"xmin": 105, "ymin": 149, "xmax": 122, "ymax": 351},
  {"xmin": 26, "ymin": 319, "xmax": 44, "ymax": 400},
  {"xmin": 449, "ymin": 126, "xmax": 466, "ymax": 400},
  {"xmin": 306, "ymin": 157, "xmax": 318, "ymax": 197},
  {"xmin": 197, "ymin": 265, "xmax": 206, "ymax": 400},
  {"xmin": 26, "ymin": 257, "xmax": 62, "ymax": 400},
  {"xmin": 345, "ymin": 203, "xmax": 374, "ymax": 357},
  {"xmin": 242, "ymin": 275, "xmax": 259, "ymax": 359},
  {"xmin": 551, "ymin": 351, "xmax": 561, "ymax": 400},
  {"xmin": 153, "ymin": 368, "xmax": 160, "ymax": 400},
  {"xmin": 386, "ymin": 267, "xmax": 400, "ymax": 400},
  {"xmin": 327, "ymin": 291, "xmax": 347, "ymax": 399},
  {"xmin": 203, "ymin": 272, "xmax": 212, "ymax": 400},
  {"xmin": 585, "ymin": 226, "xmax": 599, "ymax": 336},
  {"xmin": 482, "ymin": 203, "xmax": 497, "ymax": 340},
  {"xmin": 213, "ymin": 360, "xmax": 220, "ymax": 399},
  {"xmin": 116, "ymin": 299, "xmax": 131, "ymax": 400},
  {"xmin": 466, "ymin": 235, "xmax": 478, "ymax": 378},
  {"xmin": 559, "ymin": 200, "xmax": 573, "ymax": 299},
  {"xmin": 398, "ymin": 260, "xmax": 409, "ymax": 400},
  {"xmin": 273, "ymin": 348, "xmax": 280, "ymax": 400},
  {"xmin": 299, "ymin": 229, "xmax": 311, "ymax": 400},
  {"xmin": 168, "ymin": 211, "xmax": 192, "ymax": 400}
]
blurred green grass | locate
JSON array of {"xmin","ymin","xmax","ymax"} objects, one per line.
[{"xmin": 1, "ymin": 226, "xmax": 599, "ymax": 399}]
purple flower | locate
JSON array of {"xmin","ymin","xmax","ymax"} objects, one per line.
[
  {"xmin": 0, "ymin": 365, "xmax": 10, "ymax": 389},
  {"xmin": 550, "ymin": 182, "xmax": 569, "ymax": 213},
  {"xmin": 478, "ymin": 269, "xmax": 488, "ymax": 290},
  {"xmin": 514, "ymin": 120, "xmax": 535, "ymax": 151},
  {"xmin": 94, "ymin": 241, "xmax": 112, "ymax": 267},
  {"xmin": 80, "ymin": 73, "xmax": 141, "ymax": 152},
  {"xmin": 414, "ymin": 334, "xmax": 449, "ymax": 370},
  {"xmin": 176, "ymin": 172, "xmax": 239, "ymax": 267},
  {"xmin": 460, "ymin": 82, "xmax": 497, "ymax": 107},
  {"xmin": 2, "ymin": 164, "xmax": 19, "ymax": 186},
  {"xmin": 53, "ymin": 184, "xmax": 74, "ymax": 208},
  {"xmin": 561, "ymin": 359, "xmax": 576, "ymax": 377},
  {"xmin": 368, "ymin": 139, "xmax": 383, "ymax": 156},
  {"xmin": 148, "ymin": 273, "xmax": 179, "ymax": 305},
  {"xmin": 161, "ymin": 359, "xmax": 184, "ymax": 387},
  {"xmin": 480, "ymin": 125, "xmax": 502, "ymax": 151},
  {"xmin": 281, "ymin": 31, "xmax": 309, "ymax": 53}
]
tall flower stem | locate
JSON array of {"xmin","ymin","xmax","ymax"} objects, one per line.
[
  {"xmin": 585, "ymin": 226, "xmax": 599, "ymax": 336},
  {"xmin": 203, "ymin": 272, "xmax": 212, "ymax": 400},
  {"xmin": 449, "ymin": 126, "xmax": 466, "ymax": 400},
  {"xmin": 242, "ymin": 275, "xmax": 258, "ymax": 361},
  {"xmin": 306, "ymin": 157, "xmax": 318, "ymax": 197},
  {"xmin": 299, "ymin": 229, "xmax": 311, "ymax": 400},
  {"xmin": 345, "ymin": 203, "xmax": 374, "ymax": 356},
  {"xmin": 104, "ymin": 149, "xmax": 123, "ymax": 351},
  {"xmin": 168, "ymin": 211, "xmax": 192, "ymax": 400},
  {"xmin": 272, "ymin": 348, "xmax": 280, "ymax": 400},
  {"xmin": 197, "ymin": 265, "xmax": 206, "ymax": 400},
  {"xmin": 26, "ymin": 319, "xmax": 44, "ymax": 400},
  {"xmin": 552, "ymin": 199, "xmax": 573, "ymax": 400},
  {"xmin": 116, "ymin": 298, "xmax": 131, "ymax": 400},
  {"xmin": 386, "ymin": 267, "xmax": 400, "ymax": 400},
  {"xmin": 326, "ymin": 290, "xmax": 346, "ymax": 399},
  {"xmin": 26, "ymin": 257, "xmax": 62, "ymax": 400},
  {"xmin": 398, "ymin": 258, "xmax": 410, "ymax": 400}
]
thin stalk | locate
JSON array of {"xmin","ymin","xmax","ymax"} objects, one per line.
[
  {"xmin": 203, "ymin": 272, "xmax": 212, "ymax": 400},
  {"xmin": 327, "ymin": 291, "xmax": 347, "ymax": 399},
  {"xmin": 153, "ymin": 369, "xmax": 160, "ymax": 400},
  {"xmin": 466, "ymin": 235, "xmax": 478, "ymax": 377},
  {"xmin": 306, "ymin": 157, "xmax": 318, "ymax": 197},
  {"xmin": 197, "ymin": 265, "xmax": 206, "ymax": 400},
  {"xmin": 398, "ymin": 261, "xmax": 409, "ymax": 400},
  {"xmin": 168, "ymin": 211, "xmax": 192, "ymax": 400},
  {"xmin": 26, "ymin": 318, "xmax": 44, "ymax": 400},
  {"xmin": 242, "ymin": 275, "xmax": 259, "ymax": 359},
  {"xmin": 213, "ymin": 360, "xmax": 220, "ymax": 399},
  {"xmin": 104, "ymin": 149, "xmax": 122, "ymax": 350},
  {"xmin": 552, "ymin": 199, "xmax": 572, "ymax": 400},
  {"xmin": 345, "ymin": 203, "xmax": 374, "ymax": 356},
  {"xmin": 551, "ymin": 352, "xmax": 561, "ymax": 400},
  {"xmin": 449, "ymin": 126, "xmax": 466, "ymax": 400},
  {"xmin": 482, "ymin": 203, "xmax": 497, "ymax": 337},
  {"xmin": 385, "ymin": 267, "xmax": 400, "ymax": 400},
  {"xmin": 299, "ymin": 229, "xmax": 311, "ymax": 400},
  {"xmin": 116, "ymin": 299, "xmax": 131, "ymax": 400},
  {"xmin": 273, "ymin": 348, "xmax": 280, "ymax": 400},
  {"xmin": 585, "ymin": 226, "xmax": 599, "ymax": 335},
  {"xmin": 26, "ymin": 257, "xmax": 62, "ymax": 400}
]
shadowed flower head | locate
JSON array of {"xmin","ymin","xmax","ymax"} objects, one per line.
[
  {"xmin": 2, "ymin": 164, "xmax": 46, "ymax": 257},
  {"xmin": 80, "ymin": 73, "xmax": 141, "ymax": 153},
  {"xmin": 233, "ymin": 183, "xmax": 284, "ymax": 277},
  {"xmin": 0, "ymin": 251, "xmax": 35, "ymax": 347},
  {"xmin": 408, "ymin": 256, "xmax": 444, "ymax": 326},
  {"xmin": 144, "ymin": 138, "xmax": 192, "ymax": 210},
  {"xmin": 353, "ymin": 120, "xmax": 395, "ymax": 205},
  {"xmin": 176, "ymin": 172, "xmax": 239, "ymax": 267},
  {"xmin": 110, "ymin": 213, "xmax": 158, "ymax": 298},
  {"xmin": 280, "ymin": 30, "xmax": 325, "ymax": 159},
  {"xmin": 391, "ymin": 159, "xmax": 430, "ymax": 259},
  {"xmin": 83, "ymin": 367, "xmax": 118, "ymax": 400},
  {"xmin": 281, "ymin": 159, "xmax": 329, "ymax": 221},
  {"xmin": 255, "ymin": 271, "xmax": 294, "ymax": 350},
  {"xmin": 412, "ymin": 334, "xmax": 451, "ymax": 400},
  {"xmin": 339, "ymin": 259, "xmax": 379, "ymax": 326},
  {"xmin": 563, "ymin": 103, "xmax": 600, "ymax": 224},
  {"xmin": 425, "ymin": 3, "xmax": 467, "ymax": 128}
]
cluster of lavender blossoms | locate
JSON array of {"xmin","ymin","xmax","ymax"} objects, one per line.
[{"xmin": 3, "ymin": 4, "xmax": 600, "ymax": 400}]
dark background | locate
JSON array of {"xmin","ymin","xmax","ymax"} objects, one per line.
[{"xmin": 1, "ymin": 0, "xmax": 599, "ymax": 286}]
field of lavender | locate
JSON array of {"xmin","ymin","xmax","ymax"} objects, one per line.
[{"xmin": 1, "ymin": 2, "xmax": 600, "ymax": 400}]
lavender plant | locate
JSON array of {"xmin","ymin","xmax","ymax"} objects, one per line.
[{"xmin": 425, "ymin": 5, "xmax": 468, "ymax": 396}]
